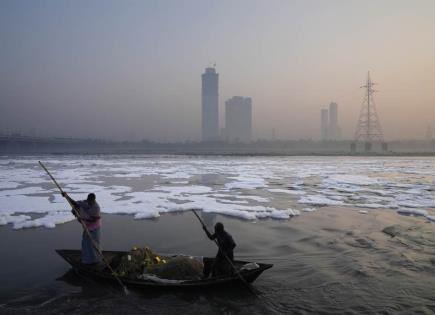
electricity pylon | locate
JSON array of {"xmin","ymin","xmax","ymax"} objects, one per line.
[{"xmin": 354, "ymin": 72, "xmax": 384, "ymax": 151}]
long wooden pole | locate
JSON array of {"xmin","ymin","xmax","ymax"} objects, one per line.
[{"xmin": 39, "ymin": 161, "xmax": 129, "ymax": 295}]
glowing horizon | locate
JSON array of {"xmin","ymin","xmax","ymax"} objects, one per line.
[{"xmin": 1, "ymin": 0, "xmax": 434, "ymax": 141}]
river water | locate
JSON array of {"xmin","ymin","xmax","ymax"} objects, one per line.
[{"xmin": 0, "ymin": 155, "xmax": 434, "ymax": 314}]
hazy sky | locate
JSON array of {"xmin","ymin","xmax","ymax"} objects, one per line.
[{"xmin": 1, "ymin": 0, "xmax": 434, "ymax": 141}]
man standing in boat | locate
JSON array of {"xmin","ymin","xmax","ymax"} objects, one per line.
[
  {"xmin": 62, "ymin": 192, "xmax": 102, "ymax": 265},
  {"xmin": 203, "ymin": 222, "xmax": 236, "ymax": 277}
]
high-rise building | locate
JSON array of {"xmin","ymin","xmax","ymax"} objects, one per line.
[
  {"xmin": 321, "ymin": 109, "xmax": 328, "ymax": 140},
  {"xmin": 201, "ymin": 67, "xmax": 219, "ymax": 141},
  {"xmin": 225, "ymin": 96, "xmax": 252, "ymax": 143},
  {"xmin": 328, "ymin": 102, "xmax": 338, "ymax": 140}
]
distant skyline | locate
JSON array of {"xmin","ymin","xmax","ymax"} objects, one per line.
[{"xmin": 1, "ymin": 0, "xmax": 435, "ymax": 141}]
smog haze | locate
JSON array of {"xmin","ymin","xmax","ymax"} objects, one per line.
[{"xmin": 1, "ymin": 0, "xmax": 435, "ymax": 141}]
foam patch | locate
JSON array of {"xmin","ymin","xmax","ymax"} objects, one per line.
[{"xmin": 1, "ymin": 156, "xmax": 434, "ymax": 229}]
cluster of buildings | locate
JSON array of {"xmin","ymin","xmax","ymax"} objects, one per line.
[
  {"xmin": 201, "ymin": 67, "xmax": 252, "ymax": 143},
  {"xmin": 320, "ymin": 102, "xmax": 341, "ymax": 141},
  {"xmin": 201, "ymin": 66, "xmax": 345, "ymax": 143}
]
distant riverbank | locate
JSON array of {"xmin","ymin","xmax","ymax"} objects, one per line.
[
  {"xmin": 3, "ymin": 150, "xmax": 435, "ymax": 157},
  {"xmin": 2, "ymin": 135, "xmax": 435, "ymax": 156}
]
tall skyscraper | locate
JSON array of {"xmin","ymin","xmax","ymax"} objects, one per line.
[
  {"xmin": 225, "ymin": 96, "xmax": 252, "ymax": 143},
  {"xmin": 321, "ymin": 109, "xmax": 328, "ymax": 140},
  {"xmin": 329, "ymin": 102, "xmax": 338, "ymax": 140},
  {"xmin": 201, "ymin": 67, "xmax": 219, "ymax": 141}
]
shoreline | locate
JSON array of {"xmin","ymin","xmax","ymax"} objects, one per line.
[{"xmin": 2, "ymin": 151, "xmax": 435, "ymax": 157}]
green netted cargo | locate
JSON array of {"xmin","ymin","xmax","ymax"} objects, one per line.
[
  {"xmin": 147, "ymin": 256, "xmax": 204, "ymax": 280},
  {"xmin": 112, "ymin": 246, "xmax": 204, "ymax": 281},
  {"xmin": 113, "ymin": 246, "xmax": 164, "ymax": 278}
]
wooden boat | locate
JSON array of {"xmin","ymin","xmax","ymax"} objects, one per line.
[{"xmin": 56, "ymin": 249, "xmax": 273, "ymax": 288}]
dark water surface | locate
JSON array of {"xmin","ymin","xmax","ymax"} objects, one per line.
[{"xmin": 1, "ymin": 209, "xmax": 435, "ymax": 314}]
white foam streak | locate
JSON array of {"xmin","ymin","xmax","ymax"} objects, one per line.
[{"xmin": 1, "ymin": 156, "xmax": 434, "ymax": 229}]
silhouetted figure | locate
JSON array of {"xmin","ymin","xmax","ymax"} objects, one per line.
[
  {"xmin": 203, "ymin": 222, "xmax": 236, "ymax": 278},
  {"xmin": 63, "ymin": 192, "xmax": 102, "ymax": 265}
]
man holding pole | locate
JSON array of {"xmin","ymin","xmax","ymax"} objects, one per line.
[
  {"xmin": 203, "ymin": 222, "xmax": 236, "ymax": 278},
  {"xmin": 62, "ymin": 192, "xmax": 102, "ymax": 265}
]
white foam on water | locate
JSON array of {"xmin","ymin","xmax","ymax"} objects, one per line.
[
  {"xmin": 397, "ymin": 209, "xmax": 428, "ymax": 217},
  {"xmin": 324, "ymin": 194, "xmax": 346, "ymax": 201},
  {"xmin": 12, "ymin": 211, "xmax": 75, "ymax": 229},
  {"xmin": 208, "ymin": 194, "xmax": 269, "ymax": 203},
  {"xmin": 233, "ymin": 195, "xmax": 269, "ymax": 203},
  {"xmin": 1, "ymin": 156, "xmax": 435, "ymax": 229},
  {"xmin": 0, "ymin": 186, "xmax": 49, "ymax": 197},
  {"xmin": 354, "ymin": 203, "xmax": 391, "ymax": 209},
  {"xmin": 1, "ymin": 195, "xmax": 65, "ymax": 213},
  {"xmin": 94, "ymin": 187, "xmax": 281, "ymax": 221},
  {"xmin": 325, "ymin": 174, "xmax": 380, "ymax": 186},
  {"xmin": 256, "ymin": 209, "xmax": 300, "ymax": 220},
  {"xmin": 268, "ymin": 188, "xmax": 306, "ymax": 195},
  {"xmin": 396, "ymin": 198, "xmax": 435, "ymax": 208},
  {"xmin": 134, "ymin": 211, "xmax": 160, "ymax": 219},
  {"xmin": 298, "ymin": 195, "xmax": 345, "ymax": 206},
  {"xmin": 0, "ymin": 214, "xmax": 31, "ymax": 226},
  {"xmin": 225, "ymin": 175, "xmax": 267, "ymax": 190},
  {"xmin": 360, "ymin": 188, "xmax": 392, "ymax": 196},
  {"xmin": 151, "ymin": 185, "xmax": 212, "ymax": 195},
  {"xmin": 160, "ymin": 170, "xmax": 192, "ymax": 179},
  {"xmin": 216, "ymin": 199, "xmax": 250, "ymax": 205}
]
